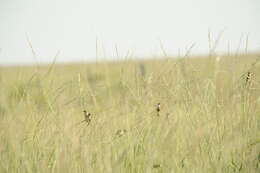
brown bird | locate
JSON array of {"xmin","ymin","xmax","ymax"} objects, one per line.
[
  {"xmin": 83, "ymin": 110, "xmax": 91, "ymax": 125},
  {"xmin": 246, "ymin": 71, "xmax": 252, "ymax": 84},
  {"xmin": 156, "ymin": 103, "xmax": 161, "ymax": 116}
]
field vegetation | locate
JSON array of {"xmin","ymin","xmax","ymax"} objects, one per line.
[{"xmin": 0, "ymin": 54, "xmax": 259, "ymax": 173}]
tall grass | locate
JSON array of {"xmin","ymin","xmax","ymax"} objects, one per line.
[{"xmin": 0, "ymin": 54, "xmax": 259, "ymax": 173}]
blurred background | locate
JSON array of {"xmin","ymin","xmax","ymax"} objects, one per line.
[{"xmin": 0, "ymin": 0, "xmax": 259, "ymax": 65}]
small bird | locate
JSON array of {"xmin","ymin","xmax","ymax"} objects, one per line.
[
  {"xmin": 101, "ymin": 129, "xmax": 127, "ymax": 144},
  {"xmin": 72, "ymin": 110, "xmax": 92, "ymax": 128},
  {"xmin": 156, "ymin": 103, "xmax": 161, "ymax": 116},
  {"xmin": 246, "ymin": 71, "xmax": 252, "ymax": 84},
  {"xmin": 83, "ymin": 110, "xmax": 91, "ymax": 125}
]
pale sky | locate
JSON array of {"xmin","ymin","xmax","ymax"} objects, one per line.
[{"xmin": 0, "ymin": 0, "xmax": 259, "ymax": 64}]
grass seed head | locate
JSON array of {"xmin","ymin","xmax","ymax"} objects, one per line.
[
  {"xmin": 115, "ymin": 129, "xmax": 127, "ymax": 137},
  {"xmin": 153, "ymin": 164, "xmax": 162, "ymax": 168}
]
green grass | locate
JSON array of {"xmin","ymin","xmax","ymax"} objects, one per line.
[{"xmin": 0, "ymin": 54, "xmax": 259, "ymax": 173}]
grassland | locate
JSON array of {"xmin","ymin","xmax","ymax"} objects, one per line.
[{"xmin": 0, "ymin": 54, "xmax": 259, "ymax": 173}]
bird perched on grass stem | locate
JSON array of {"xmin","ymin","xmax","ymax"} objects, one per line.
[
  {"xmin": 71, "ymin": 110, "xmax": 92, "ymax": 128},
  {"xmin": 246, "ymin": 71, "xmax": 252, "ymax": 84},
  {"xmin": 156, "ymin": 103, "xmax": 161, "ymax": 116},
  {"xmin": 82, "ymin": 110, "xmax": 91, "ymax": 126}
]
